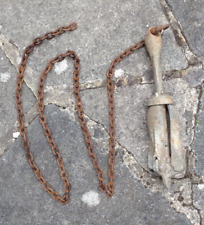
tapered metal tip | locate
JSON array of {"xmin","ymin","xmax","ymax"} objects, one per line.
[{"xmin": 162, "ymin": 174, "xmax": 171, "ymax": 189}]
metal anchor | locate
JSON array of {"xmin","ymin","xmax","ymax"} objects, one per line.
[{"xmin": 145, "ymin": 25, "xmax": 186, "ymax": 188}]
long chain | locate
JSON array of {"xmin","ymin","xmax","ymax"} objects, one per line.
[{"xmin": 16, "ymin": 22, "xmax": 145, "ymax": 204}]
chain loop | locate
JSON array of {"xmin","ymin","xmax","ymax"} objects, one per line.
[{"xmin": 16, "ymin": 22, "xmax": 145, "ymax": 204}]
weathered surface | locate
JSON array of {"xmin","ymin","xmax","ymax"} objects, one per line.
[
  {"xmin": 192, "ymin": 85, "xmax": 204, "ymax": 178},
  {"xmin": 167, "ymin": 0, "xmax": 204, "ymax": 58},
  {"xmin": 0, "ymin": 105, "xmax": 193, "ymax": 225},
  {"xmin": 183, "ymin": 66, "xmax": 204, "ymax": 88},
  {"xmin": 81, "ymin": 78, "xmax": 198, "ymax": 171},
  {"xmin": 0, "ymin": 0, "xmax": 187, "ymax": 97},
  {"xmin": 0, "ymin": 0, "xmax": 203, "ymax": 224},
  {"xmin": 0, "ymin": 49, "xmax": 36, "ymax": 156},
  {"xmin": 193, "ymin": 184, "xmax": 204, "ymax": 224}
]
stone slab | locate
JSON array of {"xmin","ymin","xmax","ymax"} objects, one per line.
[
  {"xmin": 192, "ymin": 85, "xmax": 204, "ymax": 178},
  {"xmin": 0, "ymin": 0, "xmax": 203, "ymax": 224},
  {"xmin": 167, "ymin": 0, "xmax": 204, "ymax": 58},
  {"xmin": 0, "ymin": 49, "xmax": 36, "ymax": 155},
  {"xmin": 193, "ymin": 184, "xmax": 204, "ymax": 225},
  {"xmin": 80, "ymin": 78, "xmax": 199, "ymax": 170},
  {"xmin": 0, "ymin": 105, "xmax": 193, "ymax": 225},
  {"xmin": 183, "ymin": 66, "xmax": 204, "ymax": 88},
  {"xmin": 0, "ymin": 0, "xmax": 187, "ymax": 97}
]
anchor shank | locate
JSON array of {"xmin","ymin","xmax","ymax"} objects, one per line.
[
  {"xmin": 152, "ymin": 54, "xmax": 163, "ymax": 94},
  {"xmin": 145, "ymin": 25, "xmax": 186, "ymax": 188},
  {"xmin": 145, "ymin": 28, "xmax": 163, "ymax": 94}
]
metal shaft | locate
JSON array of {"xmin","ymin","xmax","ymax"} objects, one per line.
[
  {"xmin": 145, "ymin": 26, "xmax": 171, "ymax": 188},
  {"xmin": 145, "ymin": 27, "xmax": 163, "ymax": 94},
  {"xmin": 145, "ymin": 25, "xmax": 186, "ymax": 188}
]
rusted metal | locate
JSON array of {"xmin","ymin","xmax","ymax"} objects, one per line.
[
  {"xmin": 145, "ymin": 26, "xmax": 186, "ymax": 188},
  {"xmin": 16, "ymin": 22, "xmax": 146, "ymax": 204},
  {"xmin": 16, "ymin": 23, "xmax": 185, "ymax": 204}
]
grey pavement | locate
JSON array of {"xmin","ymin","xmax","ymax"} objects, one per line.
[{"xmin": 0, "ymin": 0, "xmax": 204, "ymax": 225}]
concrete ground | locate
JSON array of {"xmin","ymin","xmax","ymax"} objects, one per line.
[{"xmin": 0, "ymin": 0, "xmax": 204, "ymax": 224}]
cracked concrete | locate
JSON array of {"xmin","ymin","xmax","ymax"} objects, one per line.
[
  {"xmin": 0, "ymin": 104, "xmax": 195, "ymax": 225},
  {"xmin": 0, "ymin": 48, "xmax": 36, "ymax": 156},
  {"xmin": 0, "ymin": 0, "xmax": 204, "ymax": 224},
  {"xmin": 160, "ymin": 0, "xmax": 200, "ymax": 65},
  {"xmin": 166, "ymin": 0, "xmax": 204, "ymax": 61}
]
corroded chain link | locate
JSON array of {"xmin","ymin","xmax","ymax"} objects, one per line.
[{"xmin": 16, "ymin": 22, "xmax": 145, "ymax": 204}]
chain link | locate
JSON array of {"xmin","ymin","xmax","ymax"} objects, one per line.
[{"xmin": 16, "ymin": 22, "xmax": 145, "ymax": 204}]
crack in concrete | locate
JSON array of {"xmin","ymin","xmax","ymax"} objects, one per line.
[
  {"xmin": 83, "ymin": 110, "xmax": 150, "ymax": 174},
  {"xmin": 24, "ymin": 103, "xmax": 38, "ymax": 128},
  {"xmin": 0, "ymin": 31, "xmax": 37, "ymax": 156},
  {"xmin": 160, "ymin": 0, "xmax": 201, "ymax": 66},
  {"xmin": 2, "ymin": 98, "xmax": 201, "ymax": 224},
  {"xmin": 46, "ymin": 101, "xmax": 149, "ymax": 174},
  {"xmin": 1, "ymin": 19, "xmax": 203, "ymax": 223},
  {"xmin": 2, "ymin": 25, "xmax": 200, "ymax": 98},
  {"xmin": 0, "ymin": 31, "xmax": 20, "ymax": 69},
  {"xmin": 48, "ymin": 102, "xmax": 200, "ymax": 224},
  {"xmin": 191, "ymin": 182, "xmax": 203, "ymax": 225},
  {"xmin": 0, "ymin": 30, "xmax": 37, "ymax": 99},
  {"xmin": 177, "ymin": 83, "xmax": 203, "ymax": 225},
  {"xmin": 79, "ymin": 113, "xmax": 201, "ymax": 224},
  {"xmin": 124, "ymin": 154, "xmax": 201, "ymax": 225},
  {"xmin": 186, "ymin": 83, "xmax": 204, "ymax": 208},
  {"xmin": 188, "ymin": 85, "xmax": 204, "ymax": 182},
  {"xmin": 77, "ymin": 66, "xmax": 204, "ymax": 91},
  {"xmin": 159, "ymin": 3, "xmax": 204, "ymax": 223},
  {"xmin": 80, "ymin": 75, "xmax": 145, "ymax": 92}
]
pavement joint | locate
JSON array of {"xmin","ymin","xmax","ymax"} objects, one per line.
[
  {"xmin": 184, "ymin": 83, "xmax": 203, "ymax": 224},
  {"xmin": 0, "ymin": 41, "xmax": 37, "ymax": 156},
  {"xmin": 46, "ymin": 101, "xmax": 149, "ymax": 174},
  {"xmin": 189, "ymin": 85, "xmax": 204, "ymax": 180},
  {"xmin": 0, "ymin": 29, "xmax": 38, "ymax": 99},
  {"xmin": 84, "ymin": 109, "xmax": 149, "ymax": 173},
  {"xmin": 0, "ymin": 31, "xmax": 20, "ymax": 69},
  {"xmin": 24, "ymin": 103, "xmax": 38, "ymax": 128},
  {"xmin": 1, "ymin": 37, "xmax": 201, "ymax": 224},
  {"xmin": 0, "ymin": 1, "xmax": 203, "ymax": 223},
  {"xmin": 160, "ymin": 0, "xmax": 200, "ymax": 66},
  {"xmin": 124, "ymin": 149, "xmax": 200, "ymax": 224},
  {"xmin": 0, "ymin": 34, "xmax": 37, "ymax": 155},
  {"xmin": 191, "ymin": 182, "xmax": 202, "ymax": 225},
  {"xmin": 48, "ymin": 102, "xmax": 201, "ymax": 225}
]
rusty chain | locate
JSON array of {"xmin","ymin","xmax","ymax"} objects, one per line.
[{"xmin": 16, "ymin": 22, "xmax": 145, "ymax": 204}]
